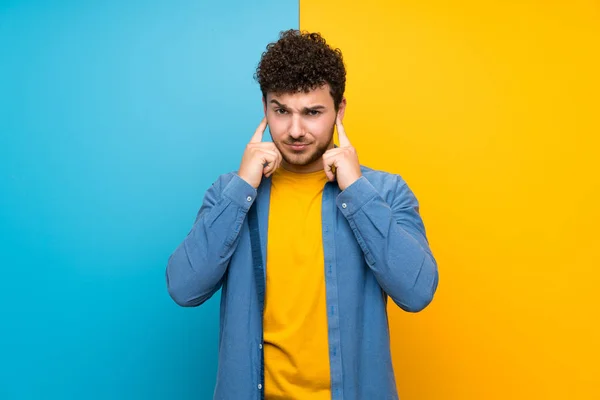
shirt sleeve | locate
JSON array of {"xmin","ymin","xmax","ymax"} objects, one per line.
[{"xmin": 336, "ymin": 176, "xmax": 439, "ymax": 312}]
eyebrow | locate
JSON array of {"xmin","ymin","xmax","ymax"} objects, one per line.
[{"xmin": 269, "ymin": 99, "xmax": 327, "ymax": 112}]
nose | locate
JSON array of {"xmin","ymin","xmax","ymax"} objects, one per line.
[{"xmin": 288, "ymin": 114, "xmax": 305, "ymax": 139}]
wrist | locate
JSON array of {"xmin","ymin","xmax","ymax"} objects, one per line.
[{"xmin": 237, "ymin": 171, "xmax": 259, "ymax": 189}]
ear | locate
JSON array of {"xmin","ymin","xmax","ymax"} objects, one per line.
[
  {"xmin": 262, "ymin": 95, "xmax": 267, "ymax": 117},
  {"xmin": 337, "ymin": 97, "xmax": 347, "ymax": 120}
]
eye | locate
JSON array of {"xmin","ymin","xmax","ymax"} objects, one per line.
[
  {"xmin": 275, "ymin": 108, "xmax": 288, "ymax": 115},
  {"xmin": 306, "ymin": 110, "xmax": 321, "ymax": 116}
]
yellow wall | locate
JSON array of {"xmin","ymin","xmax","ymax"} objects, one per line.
[{"xmin": 301, "ymin": 1, "xmax": 600, "ymax": 398}]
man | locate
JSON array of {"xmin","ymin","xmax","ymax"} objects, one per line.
[{"xmin": 166, "ymin": 30, "xmax": 439, "ymax": 400}]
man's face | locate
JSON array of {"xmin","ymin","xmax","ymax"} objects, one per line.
[{"xmin": 264, "ymin": 84, "xmax": 345, "ymax": 173}]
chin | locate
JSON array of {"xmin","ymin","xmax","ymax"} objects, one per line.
[
  {"xmin": 288, "ymin": 151, "xmax": 325, "ymax": 168},
  {"xmin": 275, "ymin": 140, "xmax": 330, "ymax": 167},
  {"xmin": 284, "ymin": 154, "xmax": 312, "ymax": 166}
]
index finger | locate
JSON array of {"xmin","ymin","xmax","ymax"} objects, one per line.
[
  {"xmin": 336, "ymin": 116, "xmax": 351, "ymax": 147},
  {"xmin": 250, "ymin": 117, "xmax": 268, "ymax": 143}
]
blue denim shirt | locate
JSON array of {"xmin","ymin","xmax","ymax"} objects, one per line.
[{"xmin": 166, "ymin": 166, "xmax": 439, "ymax": 400}]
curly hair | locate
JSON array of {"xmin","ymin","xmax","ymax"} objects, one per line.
[{"xmin": 255, "ymin": 29, "xmax": 346, "ymax": 110}]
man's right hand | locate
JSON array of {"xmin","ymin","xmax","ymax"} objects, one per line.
[{"xmin": 238, "ymin": 117, "xmax": 282, "ymax": 189}]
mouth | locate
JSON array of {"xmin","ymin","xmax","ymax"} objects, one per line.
[{"xmin": 286, "ymin": 143, "xmax": 310, "ymax": 151}]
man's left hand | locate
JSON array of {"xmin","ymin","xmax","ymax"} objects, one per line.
[{"xmin": 323, "ymin": 117, "xmax": 362, "ymax": 191}]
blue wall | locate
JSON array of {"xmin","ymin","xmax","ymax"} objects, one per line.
[{"xmin": 0, "ymin": 1, "xmax": 297, "ymax": 398}]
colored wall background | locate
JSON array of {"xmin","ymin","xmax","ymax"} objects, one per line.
[
  {"xmin": 2, "ymin": 0, "xmax": 598, "ymax": 399},
  {"xmin": 301, "ymin": 0, "xmax": 600, "ymax": 399},
  {"xmin": 0, "ymin": 1, "xmax": 296, "ymax": 399}
]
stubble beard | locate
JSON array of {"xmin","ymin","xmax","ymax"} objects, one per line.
[{"xmin": 274, "ymin": 124, "xmax": 335, "ymax": 167}]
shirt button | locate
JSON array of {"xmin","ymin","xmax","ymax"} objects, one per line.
[
  {"xmin": 258, "ymin": 384, "xmax": 263, "ymax": 390},
  {"xmin": 259, "ymin": 343, "xmax": 263, "ymax": 349},
  {"xmin": 246, "ymin": 196, "xmax": 252, "ymax": 202},
  {"xmin": 342, "ymin": 203, "xmax": 347, "ymax": 209}
]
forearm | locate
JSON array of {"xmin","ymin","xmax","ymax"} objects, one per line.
[
  {"xmin": 338, "ymin": 177, "xmax": 439, "ymax": 312},
  {"xmin": 166, "ymin": 174, "xmax": 257, "ymax": 307}
]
